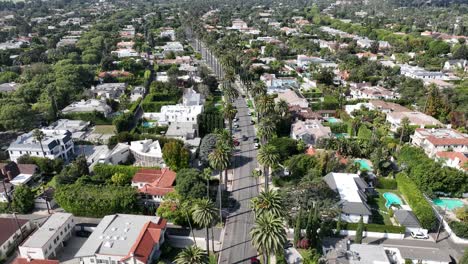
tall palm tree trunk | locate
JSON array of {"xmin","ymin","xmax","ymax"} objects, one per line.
[
  {"xmin": 206, "ymin": 226, "xmax": 210, "ymax": 255},
  {"xmin": 224, "ymin": 168, "xmax": 228, "ymax": 188},
  {"xmin": 218, "ymin": 172, "xmax": 223, "ymax": 221},
  {"xmin": 39, "ymin": 140, "xmax": 45, "ymax": 157},
  {"xmin": 211, "ymin": 226, "xmax": 215, "ymax": 253},
  {"xmin": 264, "ymin": 165, "xmax": 269, "ymax": 191}
]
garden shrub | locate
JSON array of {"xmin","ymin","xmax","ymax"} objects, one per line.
[
  {"xmin": 376, "ymin": 177, "xmax": 397, "ymax": 189},
  {"xmin": 341, "ymin": 222, "xmax": 405, "ymax": 234},
  {"xmin": 449, "ymin": 221, "xmax": 468, "ymax": 239},
  {"xmin": 396, "ymin": 173, "xmax": 437, "ymax": 230}
]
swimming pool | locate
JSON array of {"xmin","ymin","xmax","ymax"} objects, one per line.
[
  {"xmin": 383, "ymin": 192, "xmax": 403, "ymax": 208},
  {"xmin": 334, "ymin": 133, "xmax": 349, "ymax": 138},
  {"xmin": 355, "ymin": 159, "xmax": 372, "ymax": 171},
  {"xmin": 142, "ymin": 121, "xmax": 156, "ymax": 128},
  {"xmin": 327, "ymin": 117, "xmax": 341, "ymax": 123},
  {"xmin": 433, "ymin": 198, "xmax": 464, "ymax": 210}
]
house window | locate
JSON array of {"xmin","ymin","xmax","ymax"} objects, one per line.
[{"xmin": 90, "ymin": 259, "xmax": 95, "ymax": 263}]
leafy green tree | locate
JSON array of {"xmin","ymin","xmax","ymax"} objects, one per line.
[
  {"xmin": 251, "ymin": 212, "xmax": 287, "ymax": 264},
  {"xmin": 199, "ymin": 134, "xmax": 219, "ymax": 166},
  {"xmin": 11, "ymin": 185, "xmax": 35, "ymax": 214},
  {"xmin": 192, "ymin": 199, "xmax": 218, "ymax": 255},
  {"xmin": 111, "ymin": 172, "xmax": 131, "ymax": 186},
  {"xmin": 175, "ymin": 169, "xmax": 207, "ymax": 200},
  {"xmin": 223, "ymin": 102, "xmax": 237, "ymax": 136},
  {"xmin": 162, "ymin": 141, "xmax": 190, "ymax": 171},
  {"xmin": 355, "ymin": 216, "xmax": 364, "ymax": 244},
  {"xmin": 174, "ymin": 246, "xmax": 208, "ymax": 264},
  {"xmin": 269, "ymin": 137, "xmax": 300, "ymax": 162}
]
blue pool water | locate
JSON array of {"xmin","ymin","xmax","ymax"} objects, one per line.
[
  {"xmin": 355, "ymin": 159, "xmax": 372, "ymax": 171},
  {"xmin": 142, "ymin": 122, "xmax": 156, "ymax": 128},
  {"xmin": 433, "ymin": 198, "xmax": 464, "ymax": 210},
  {"xmin": 327, "ymin": 117, "xmax": 341, "ymax": 123},
  {"xmin": 383, "ymin": 192, "xmax": 403, "ymax": 208}
]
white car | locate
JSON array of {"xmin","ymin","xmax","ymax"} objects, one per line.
[
  {"xmin": 254, "ymin": 143, "xmax": 260, "ymax": 149},
  {"xmin": 248, "ymin": 112, "xmax": 252, "ymax": 116},
  {"xmin": 410, "ymin": 232, "xmax": 429, "ymax": 239}
]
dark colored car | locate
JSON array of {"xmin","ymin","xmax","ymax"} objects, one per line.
[
  {"xmin": 253, "ymin": 138, "xmax": 259, "ymax": 143},
  {"xmin": 233, "ymin": 139, "xmax": 240, "ymax": 146},
  {"xmin": 251, "ymin": 257, "xmax": 260, "ymax": 264},
  {"xmin": 242, "ymin": 135, "xmax": 248, "ymax": 141},
  {"xmin": 250, "ymin": 120, "xmax": 255, "ymax": 125}
]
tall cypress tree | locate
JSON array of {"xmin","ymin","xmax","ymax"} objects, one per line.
[{"xmin": 294, "ymin": 207, "xmax": 303, "ymax": 246}]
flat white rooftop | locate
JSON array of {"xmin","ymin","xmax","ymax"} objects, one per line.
[
  {"xmin": 21, "ymin": 213, "xmax": 73, "ymax": 248},
  {"xmin": 331, "ymin": 173, "xmax": 362, "ymax": 203}
]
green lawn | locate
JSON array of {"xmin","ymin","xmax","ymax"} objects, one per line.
[
  {"xmin": 247, "ymin": 99, "xmax": 253, "ymax": 109},
  {"xmin": 368, "ymin": 189, "xmax": 403, "ymax": 225},
  {"xmin": 94, "ymin": 125, "xmax": 116, "ymax": 134}
]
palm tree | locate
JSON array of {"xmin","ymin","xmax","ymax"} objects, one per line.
[
  {"xmin": 214, "ymin": 128, "xmax": 233, "ymax": 149},
  {"xmin": 223, "ymin": 102, "xmax": 238, "ymax": 137},
  {"xmin": 257, "ymin": 144, "xmax": 280, "ymax": 191},
  {"xmin": 250, "ymin": 212, "xmax": 287, "ymax": 264},
  {"xmin": 32, "ymin": 129, "xmax": 46, "ymax": 157},
  {"xmin": 255, "ymin": 94, "xmax": 274, "ymax": 124},
  {"xmin": 222, "ymin": 82, "xmax": 239, "ymax": 103},
  {"xmin": 192, "ymin": 199, "xmax": 218, "ymax": 255},
  {"xmin": 208, "ymin": 143, "xmax": 230, "ymax": 220},
  {"xmin": 251, "ymin": 81, "xmax": 267, "ymax": 98},
  {"xmin": 275, "ymin": 99, "xmax": 289, "ymax": 117},
  {"xmin": 251, "ymin": 189, "xmax": 284, "ymax": 218},
  {"xmin": 174, "ymin": 245, "xmax": 209, "ymax": 264},
  {"xmin": 202, "ymin": 168, "xmax": 212, "ymax": 198},
  {"xmin": 258, "ymin": 118, "xmax": 276, "ymax": 145}
]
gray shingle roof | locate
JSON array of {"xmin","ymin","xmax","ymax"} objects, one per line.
[{"xmin": 394, "ymin": 210, "xmax": 421, "ymax": 228}]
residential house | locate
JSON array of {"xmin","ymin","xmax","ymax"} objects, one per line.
[
  {"xmin": 349, "ymin": 85, "xmax": 399, "ymax": 100},
  {"xmin": 260, "ymin": 74, "xmax": 298, "ymax": 94},
  {"xmin": 90, "ymin": 83, "xmax": 126, "ymax": 100},
  {"xmin": 162, "ymin": 42, "xmax": 184, "ymax": 55},
  {"xmin": 411, "ymin": 128, "xmax": 468, "ymax": 156},
  {"xmin": 291, "ymin": 120, "xmax": 331, "ymax": 145},
  {"xmin": 129, "ymin": 139, "xmax": 165, "ymax": 167},
  {"xmin": 0, "ymin": 218, "xmax": 31, "ymax": 259},
  {"xmin": 62, "ymin": 99, "xmax": 112, "ymax": 117},
  {"xmin": 443, "ymin": 59, "xmax": 467, "ymax": 72},
  {"xmin": 324, "ymin": 173, "xmax": 372, "ymax": 223},
  {"xmin": 8, "ymin": 129, "xmax": 74, "ymax": 162},
  {"xmin": 120, "ymin": 25, "xmax": 135, "ymax": 39},
  {"xmin": 435, "ymin": 152, "xmax": 467, "ymax": 171},
  {"xmin": 131, "ymin": 86, "xmax": 146, "ymax": 102},
  {"xmin": 393, "ymin": 210, "xmax": 426, "ymax": 234},
  {"xmin": 0, "ymin": 162, "xmax": 38, "ymax": 186},
  {"xmin": 356, "ymin": 52, "xmax": 377, "ymax": 61},
  {"xmin": 46, "ymin": 119, "xmax": 91, "ymax": 140},
  {"xmin": 166, "ymin": 122, "xmax": 200, "ymax": 147},
  {"xmin": 160, "ymin": 27, "xmax": 176, "ymax": 41},
  {"xmin": 19, "ymin": 213, "xmax": 74, "ymax": 259},
  {"xmin": 117, "ymin": 41, "xmax": 134, "ymax": 49},
  {"xmin": 400, "ymin": 64, "xmax": 447, "ymax": 80},
  {"xmin": 111, "ymin": 48, "xmax": 139, "ymax": 58},
  {"xmin": 275, "ymin": 90, "xmax": 308, "ymax": 108},
  {"xmin": 0, "ymin": 181, "xmax": 13, "ymax": 203},
  {"xmin": 231, "ymin": 19, "xmax": 248, "ymax": 30},
  {"xmin": 12, "ymin": 258, "xmax": 59, "ymax": 264},
  {"xmin": 322, "ymin": 238, "xmax": 391, "ymax": 264},
  {"xmin": 131, "ymin": 168, "xmax": 176, "ymax": 203},
  {"xmin": 143, "ymin": 104, "xmax": 203, "ymax": 126},
  {"xmin": 289, "ymin": 105, "xmax": 322, "ymax": 121},
  {"xmin": 386, "ymin": 111, "xmax": 443, "ymax": 132},
  {"xmin": 56, "ymin": 37, "xmax": 79, "ymax": 48},
  {"xmin": 74, "ymin": 214, "xmax": 167, "ymax": 264},
  {"xmin": 0, "ymin": 82, "xmax": 20, "ymax": 93},
  {"xmin": 182, "ymin": 88, "xmax": 205, "ymax": 106},
  {"xmin": 368, "ymin": 100, "xmax": 411, "ymax": 114},
  {"xmin": 296, "ymin": 55, "xmax": 337, "ymax": 68}
]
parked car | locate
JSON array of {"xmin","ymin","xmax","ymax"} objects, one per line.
[
  {"xmin": 254, "ymin": 143, "xmax": 260, "ymax": 149},
  {"xmin": 233, "ymin": 117, "xmax": 239, "ymax": 122},
  {"xmin": 242, "ymin": 135, "xmax": 248, "ymax": 141},
  {"xmin": 250, "ymin": 120, "xmax": 255, "ymax": 125},
  {"xmin": 410, "ymin": 232, "xmax": 429, "ymax": 239},
  {"xmin": 253, "ymin": 138, "xmax": 259, "ymax": 143},
  {"xmin": 250, "ymin": 257, "xmax": 260, "ymax": 264},
  {"xmin": 248, "ymin": 112, "xmax": 252, "ymax": 116},
  {"xmin": 233, "ymin": 139, "xmax": 240, "ymax": 146}
]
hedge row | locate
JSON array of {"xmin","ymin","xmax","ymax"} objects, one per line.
[
  {"xmin": 396, "ymin": 173, "xmax": 437, "ymax": 230},
  {"xmin": 376, "ymin": 178, "xmax": 398, "ymax": 190},
  {"xmin": 128, "ymin": 97, "xmax": 142, "ymax": 114},
  {"xmin": 449, "ymin": 221, "xmax": 468, "ymax": 239},
  {"xmin": 93, "ymin": 164, "xmax": 141, "ymax": 182},
  {"xmin": 142, "ymin": 101, "xmax": 176, "ymax": 112},
  {"xmin": 341, "ymin": 222, "xmax": 405, "ymax": 234},
  {"xmin": 62, "ymin": 111, "xmax": 112, "ymax": 125}
]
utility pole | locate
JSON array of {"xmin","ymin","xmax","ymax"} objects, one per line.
[
  {"xmin": 13, "ymin": 213, "xmax": 25, "ymax": 240},
  {"xmin": 436, "ymin": 205, "xmax": 447, "ymax": 242}
]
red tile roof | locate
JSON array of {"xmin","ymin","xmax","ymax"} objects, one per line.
[
  {"xmin": 426, "ymin": 136, "xmax": 468, "ymax": 146},
  {"xmin": 13, "ymin": 258, "xmax": 59, "ymax": 264},
  {"xmin": 133, "ymin": 168, "xmax": 176, "ymax": 197},
  {"xmin": 0, "ymin": 218, "xmax": 29, "ymax": 245},
  {"xmin": 436, "ymin": 152, "xmax": 468, "ymax": 170},
  {"xmin": 305, "ymin": 146, "xmax": 316, "ymax": 156},
  {"xmin": 123, "ymin": 218, "xmax": 167, "ymax": 263}
]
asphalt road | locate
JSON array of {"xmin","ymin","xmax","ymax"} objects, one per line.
[{"xmin": 218, "ymin": 95, "xmax": 260, "ymax": 264}]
